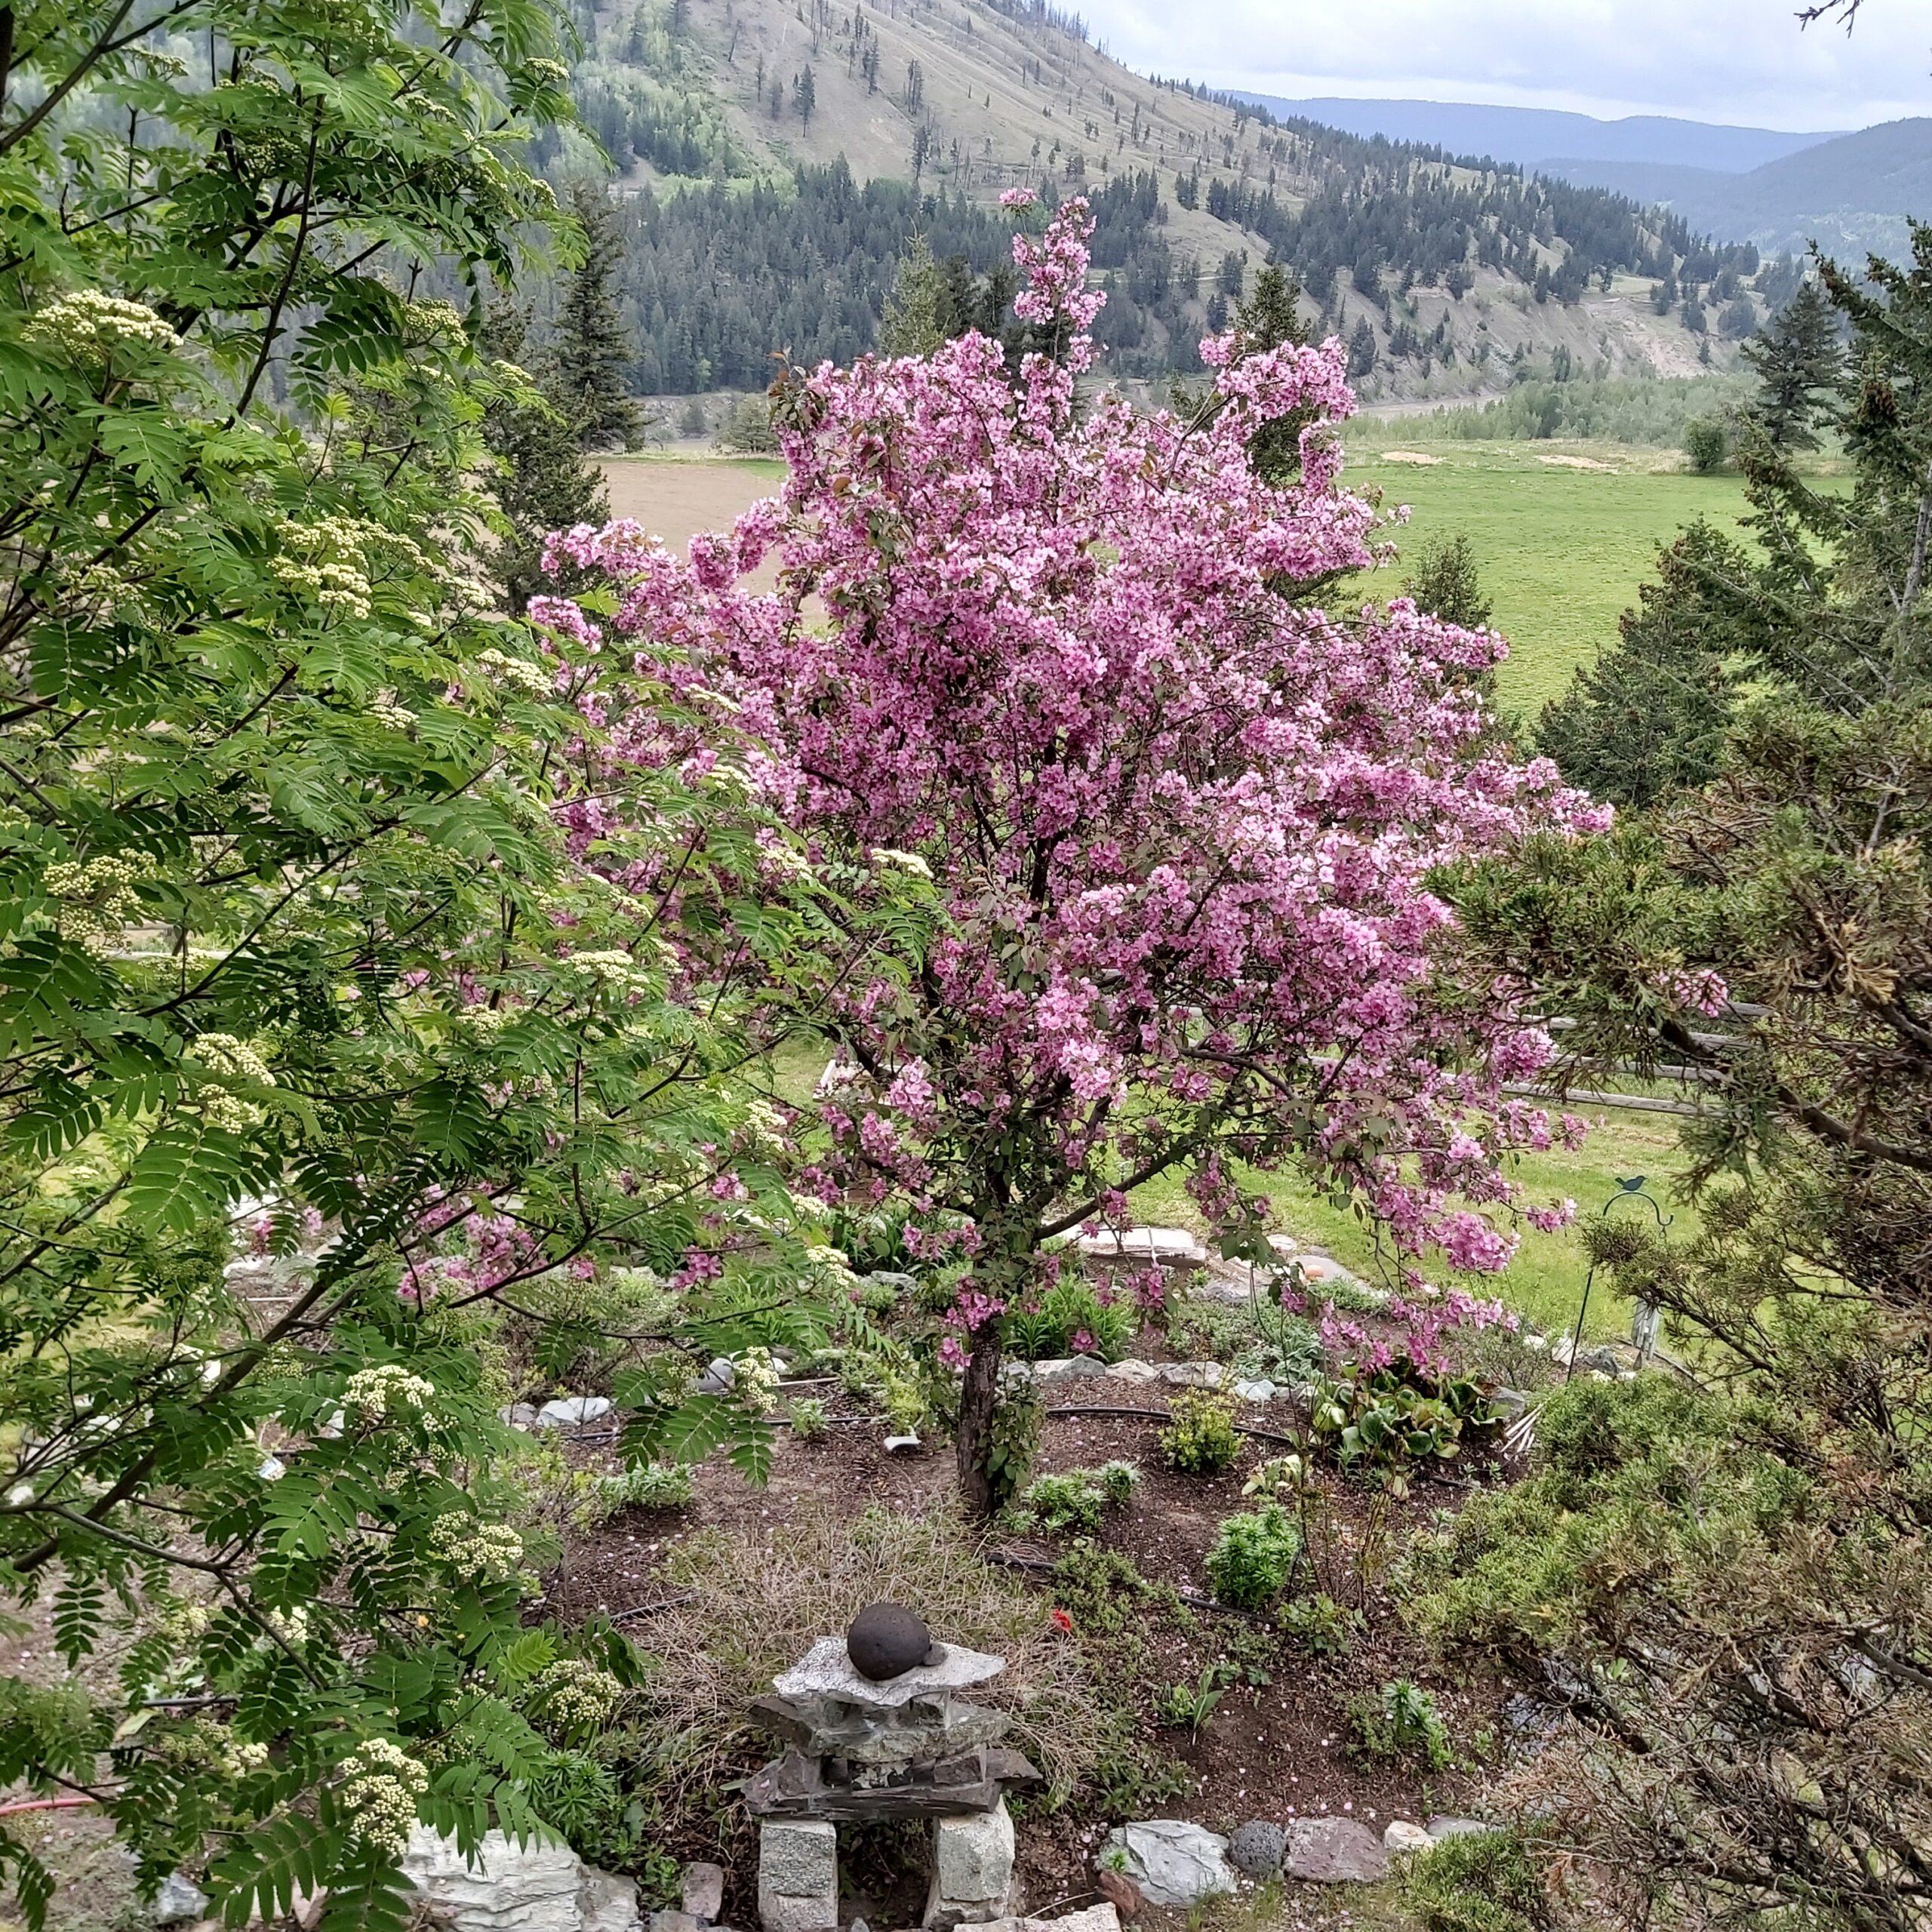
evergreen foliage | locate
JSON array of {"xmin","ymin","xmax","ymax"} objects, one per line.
[
  {"xmin": 1436, "ymin": 226, "xmax": 1932, "ymax": 1932},
  {"xmin": 1741, "ymin": 276, "xmax": 1842, "ymax": 450},
  {"xmin": 1403, "ymin": 532, "xmax": 1494, "ymax": 630},
  {"xmin": 556, "ymin": 183, "xmax": 649, "ymax": 451}
]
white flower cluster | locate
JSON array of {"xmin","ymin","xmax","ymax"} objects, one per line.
[
  {"xmin": 476, "ymin": 647, "xmax": 549, "ymax": 696},
  {"xmin": 192, "ymin": 1032, "xmax": 275, "ymax": 1131},
  {"xmin": 536, "ymin": 1657, "xmax": 623, "ymax": 1728},
  {"xmin": 370, "ymin": 688, "xmax": 417, "ymax": 731},
  {"xmin": 343, "ymin": 1363, "xmax": 436, "ymax": 1419},
  {"xmin": 562, "ymin": 949, "xmax": 655, "ymax": 994},
  {"xmin": 338, "ymin": 1737, "xmax": 428, "ymax": 1858},
  {"xmin": 735, "ymin": 1346, "xmax": 781, "ymax": 1415},
  {"xmin": 266, "ymin": 1604, "xmax": 312, "ymax": 1648},
  {"xmin": 43, "ymin": 854, "xmax": 143, "ymax": 955},
  {"xmin": 869, "ymin": 847, "xmax": 933, "ymax": 879},
  {"xmin": 221, "ymin": 1735, "xmax": 271, "ymax": 1779},
  {"xmin": 521, "ymin": 56, "xmax": 570, "ymax": 85},
  {"xmin": 271, "ymin": 515, "xmax": 422, "ymax": 622},
  {"xmin": 24, "ymin": 289, "xmax": 179, "ymax": 360},
  {"xmin": 405, "ymin": 299, "xmax": 467, "ymax": 340},
  {"xmin": 427, "ymin": 1513, "xmax": 524, "ymax": 1582}
]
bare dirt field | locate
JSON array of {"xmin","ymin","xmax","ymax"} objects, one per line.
[{"xmin": 599, "ymin": 457, "xmax": 782, "ymax": 556}]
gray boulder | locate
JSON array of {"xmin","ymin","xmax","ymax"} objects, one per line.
[
  {"xmin": 682, "ymin": 1865, "xmax": 727, "ymax": 1924},
  {"xmin": 153, "ymin": 1872, "xmax": 210, "ymax": 1925},
  {"xmin": 1099, "ymin": 1820, "xmax": 1235, "ymax": 1907},
  {"xmin": 401, "ymin": 1823, "xmax": 640, "ymax": 1931},
  {"xmin": 535, "ymin": 1395, "xmax": 613, "ymax": 1429},
  {"xmin": 1284, "ymin": 1817, "xmax": 1388, "ymax": 1884}
]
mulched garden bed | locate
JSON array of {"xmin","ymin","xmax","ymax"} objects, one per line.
[{"xmin": 544, "ymin": 1377, "xmax": 1515, "ymax": 1920}]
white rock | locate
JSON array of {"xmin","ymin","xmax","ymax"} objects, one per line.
[
  {"xmin": 933, "ymin": 1798, "xmax": 1015, "ymax": 1902},
  {"xmin": 1103, "ymin": 1359, "xmax": 1159, "ymax": 1384},
  {"xmin": 774, "ymin": 1637, "xmax": 1004, "ymax": 1707},
  {"xmin": 1035, "ymin": 1355, "xmax": 1106, "ymax": 1383},
  {"xmin": 1426, "ymin": 1817, "xmax": 1493, "ymax": 1840},
  {"xmin": 883, "ymin": 1432, "xmax": 922, "ymax": 1453},
  {"xmin": 758, "ymin": 1819, "xmax": 837, "ymax": 1932},
  {"xmin": 1232, "ymin": 1380, "xmax": 1277, "ymax": 1403},
  {"xmin": 1383, "ymin": 1821, "xmax": 1435, "ymax": 1854},
  {"xmin": 1075, "ymin": 1226, "xmax": 1208, "ymax": 1265},
  {"xmin": 499, "ymin": 1402, "xmax": 540, "ymax": 1432},
  {"xmin": 973, "ymin": 1908, "xmax": 1119, "ymax": 1932},
  {"xmin": 401, "ymin": 1823, "xmax": 639, "ymax": 1932},
  {"xmin": 154, "ymin": 1870, "xmax": 210, "ymax": 1924},
  {"xmin": 1100, "ymin": 1820, "xmax": 1235, "ymax": 1908},
  {"xmin": 256, "ymin": 1455, "xmax": 285, "ymax": 1481},
  {"xmin": 536, "ymin": 1395, "xmax": 613, "ymax": 1429}
]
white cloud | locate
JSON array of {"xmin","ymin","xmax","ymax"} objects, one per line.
[{"xmin": 1080, "ymin": 0, "xmax": 1932, "ymax": 129}]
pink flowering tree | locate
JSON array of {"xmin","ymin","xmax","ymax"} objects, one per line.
[{"xmin": 543, "ymin": 195, "xmax": 1606, "ymax": 1512}]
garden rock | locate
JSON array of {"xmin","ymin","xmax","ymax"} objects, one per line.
[
  {"xmin": 1103, "ymin": 1359, "xmax": 1158, "ymax": 1385},
  {"xmin": 401, "ymin": 1823, "xmax": 640, "ymax": 1931},
  {"xmin": 1226, "ymin": 1820, "xmax": 1287, "ymax": 1877},
  {"xmin": 848, "ymin": 1603, "xmax": 937, "ymax": 1680},
  {"xmin": 1036, "ymin": 1354, "xmax": 1106, "ymax": 1383},
  {"xmin": 153, "ymin": 1872, "xmax": 210, "ymax": 1924},
  {"xmin": 1099, "ymin": 1821, "xmax": 1235, "ymax": 1907},
  {"xmin": 1284, "ymin": 1817, "xmax": 1388, "ymax": 1884},
  {"xmin": 974, "ymin": 1909, "xmax": 1120, "ymax": 1932},
  {"xmin": 651, "ymin": 1914, "xmax": 703, "ymax": 1932},
  {"xmin": 1157, "ymin": 1361, "xmax": 1223, "ymax": 1389},
  {"xmin": 498, "ymin": 1402, "xmax": 540, "ymax": 1431},
  {"xmin": 681, "ymin": 1866, "xmax": 727, "ymax": 1924},
  {"xmin": 928, "ymin": 1796, "xmax": 1016, "ymax": 1923},
  {"xmin": 884, "ymin": 1432, "xmax": 922, "ymax": 1453},
  {"xmin": 1232, "ymin": 1380, "xmax": 1278, "ymax": 1404},
  {"xmin": 774, "ymin": 1637, "xmax": 1003, "ymax": 1708},
  {"xmin": 1076, "ymin": 1226, "xmax": 1207, "ymax": 1265},
  {"xmin": 757, "ymin": 1819, "xmax": 838, "ymax": 1932},
  {"xmin": 1382, "ymin": 1821, "xmax": 1434, "ymax": 1854},
  {"xmin": 860, "ymin": 1272, "xmax": 918, "ymax": 1296},
  {"xmin": 535, "ymin": 1395, "xmax": 612, "ymax": 1428},
  {"xmin": 1426, "ymin": 1817, "xmax": 1492, "ymax": 1841}
]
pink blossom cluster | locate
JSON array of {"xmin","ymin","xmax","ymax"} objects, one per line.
[{"xmin": 542, "ymin": 195, "xmax": 1604, "ymax": 1343}]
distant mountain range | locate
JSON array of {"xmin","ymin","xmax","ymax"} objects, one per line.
[
  {"xmin": 1541, "ymin": 119, "xmax": 1932, "ymax": 258},
  {"xmin": 1234, "ymin": 94, "xmax": 1928, "ymax": 260},
  {"xmin": 1234, "ymin": 96, "xmax": 1842, "ymax": 174}
]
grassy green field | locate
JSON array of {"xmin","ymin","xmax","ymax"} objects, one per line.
[{"xmin": 1342, "ymin": 440, "xmax": 1755, "ymax": 715}]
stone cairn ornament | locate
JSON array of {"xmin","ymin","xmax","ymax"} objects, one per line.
[{"xmin": 752, "ymin": 1605, "xmax": 1036, "ymax": 1932}]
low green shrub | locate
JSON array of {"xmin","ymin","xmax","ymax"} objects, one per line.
[
  {"xmin": 1310, "ymin": 1355, "xmax": 1491, "ymax": 1495},
  {"xmin": 1152, "ymin": 1662, "xmax": 1234, "ymax": 1737},
  {"xmin": 599, "ymin": 1461, "xmax": 695, "ymax": 1513},
  {"xmin": 1205, "ymin": 1503, "xmax": 1300, "ymax": 1608},
  {"xmin": 1400, "ymin": 1827, "xmax": 1551, "ymax": 1932},
  {"xmin": 1160, "ymin": 1389, "xmax": 1241, "ymax": 1474},
  {"xmin": 1351, "ymin": 1677, "xmax": 1453, "ymax": 1771},
  {"xmin": 1004, "ymin": 1279, "xmax": 1137, "ymax": 1361},
  {"xmin": 1018, "ymin": 1460, "xmax": 1143, "ymax": 1534},
  {"xmin": 787, "ymin": 1397, "xmax": 830, "ymax": 1442},
  {"xmin": 1277, "ymin": 1592, "xmax": 1361, "ymax": 1657}
]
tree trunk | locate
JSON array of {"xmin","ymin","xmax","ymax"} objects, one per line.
[{"xmin": 955, "ymin": 1323, "xmax": 1004, "ymax": 1518}]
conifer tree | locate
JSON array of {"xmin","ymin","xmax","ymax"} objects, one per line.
[
  {"xmin": 1742, "ymin": 275, "xmax": 1843, "ymax": 450},
  {"xmin": 1237, "ymin": 262, "xmax": 1313, "ymax": 485},
  {"xmin": 879, "ymin": 234, "xmax": 955, "ymax": 356},
  {"xmin": 555, "ymin": 182, "xmax": 648, "ymax": 451},
  {"xmin": 478, "ymin": 306, "xmax": 611, "ymax": 613}
]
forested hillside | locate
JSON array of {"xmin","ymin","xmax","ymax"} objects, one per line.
[{"xmin": 544, "ymin": 0, "xmax": 1777, "ymax": 398}]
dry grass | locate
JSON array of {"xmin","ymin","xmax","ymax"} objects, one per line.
[{"xmin": 644, "ymin": 1502, "xmax": 1097, "ymax": 1802}]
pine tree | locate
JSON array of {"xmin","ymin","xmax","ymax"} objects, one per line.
[
  {"xmin": 1743, "ymin": 277, "xmax": 1843, "ymax": 450},
  {"xmin": 555, "ymin": 183, "xmax": 648, "ymax": 451},
  {"xmin": 795, "ymin": 64, "xmax": 816, "ymax": 127},
  {"xmin": 1346, "ymin": 316, "xmax": 1377, "ymax": 379},
  {"xmin": 1402, "ymin": 531, "xmax": 1493, "ymax": 630},
  {"xmin": 478, "ymin": 305, "xmax": 612, "ymax": 612},
  {"xmin": 1236, "ymin": 263, "xmax": 1313, "ymax": 485},
  {"xmin": 879, "ymin": 234, "xmax": 957, "ymax": 356}
]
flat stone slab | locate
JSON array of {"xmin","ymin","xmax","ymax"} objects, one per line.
[
  {"xmin": 1075, "ymin": 1226, "xmax": 1208, "ymax": 1265},
  {"xmin": 972, "ymin": 1909, "xmax": 1119, "ymax": 1932},
  {"xmin": 1100, "ymin": 1820, "xmax": 1235, "ymax": 1908},
  {"xmin": 536, "ymin": 1395, "xmax": 613, "ymax": 1428},
  {"xmin": 1285, "ymin": 1817, "xmax": 1388, "ymax": 1884},
  {"xmin": 1426, "ymin": 1817, "xmax": 1494, "ymax": 1840},
  {"xmin": 774, "ymin": 1638, "xmax": 1004, "ymax": 1707}
]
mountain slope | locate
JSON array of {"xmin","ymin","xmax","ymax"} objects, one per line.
[
  {"xmin": 565, "ymin": 0, "xmax": 1773, "ymax": 401},
  {"xmin": 1543, "ymin": 118, "xmax": 1932, "ymax": 257},
  {"xmin": 1232, "ymin": 95, "xmax": 1841, "ymax": 174}
]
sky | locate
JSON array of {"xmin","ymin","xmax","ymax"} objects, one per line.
[{"xmin": 1076, "ymin": 0, "xmax": 1932, "ymax": 131}]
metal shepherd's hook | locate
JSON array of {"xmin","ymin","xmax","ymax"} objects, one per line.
[{"xmin": 1566, "ymin": 1175, "xmax": 1671, "ymax": 1384}]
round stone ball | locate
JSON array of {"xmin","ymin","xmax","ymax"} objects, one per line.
[{"xmin": 845, "ymin": 1602, "xmax": 938, "ymax": 1680}]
